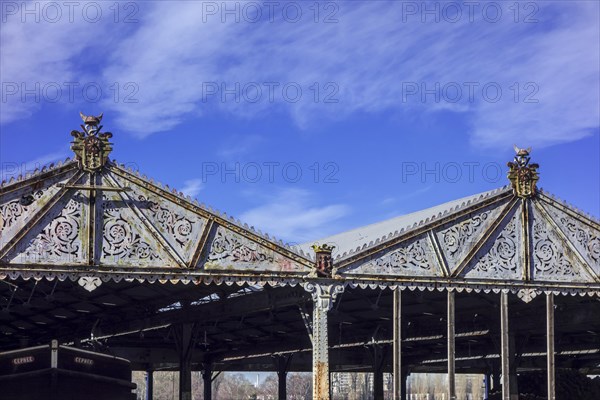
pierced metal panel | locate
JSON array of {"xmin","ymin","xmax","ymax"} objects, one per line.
[
  {"xmin": 202, "ymin": 225, "xmax": 309, "ymax": 272},
  {"xmin": 541, "ymin": 201, "xmax": 600, "ymax": 278},
  {"xmin": 340, "ymin": 233, "xmax": 442, "ymax": 276},
  {"xmin": 110, "ymin": 172, "xmax": 206, "ymax": 264},
  {"xmin": 98, "ymin": 190, "xmax": 171, "ymax": 267},
  {"xmin": 434, "ymin": 198, "xmax": 509, "ymax": 274},
  {"xmin": 4, "ymin": 175, "xmax": 88, "ymax": 266},
  {"xmin": 0, "ymin": 169, "xmax": 78, "ymax": 249},
  {"xmin": 531, "ymin": 206, "xmax": 593, "ymax": 282},
  {"xmin": 462, "ymin": 205, "xmax": 523, "ymax": 280}
]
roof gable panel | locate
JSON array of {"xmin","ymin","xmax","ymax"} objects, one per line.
[
  {"xmin": 530, "ymin": 206, "xmax": 593, "ymax": 282},
  {"xmin": 538, "ymin": 197, "xmax": 600, "ymax": 279},
  {"xmin": 202, "ymin": 225, "xmax": 311, "ymax": 273},
  {"xmin": 434, "ymin": 197, "xmax": 510, "ymax": 275},
  {"xmin": 0, "ymin": 166, "xmax": 78, "ymax": 247},
  {"xmin": 6, "ymin": 190, "xmax": 88, "ymax": 266},
  {"xmin": 461, "ymin": 202, "xmax": 524, "ymax": 281},
  {"xmin": 109, "ymin": 171, "xmax": 207, "ymax": 265},
  {"xmin": 338, "ymin": 233, "xmax": 442, "ymax": 277},
  {"xmin": 99, "ymin": 189, "xmax": 174, "ymax": 268}
]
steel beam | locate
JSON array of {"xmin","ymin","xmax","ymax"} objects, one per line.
[
  {"xmin": 547, "ymin": 293, "xmax": 555, "ymax": 400},
  {"xmin": 447, "ymin": 291, "xmax": 456, "ymax": 400},
  {"xmin": 393, "ymin": 288, "xmax": 402, "ymax": 400}
]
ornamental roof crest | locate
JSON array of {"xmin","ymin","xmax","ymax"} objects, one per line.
[
  {"xmin": 70, "ymin": 112, "xmax": 113, "ymax": 172},
  {"xmin": 507, "ymin": 145, "xmax": 539, "ymax": 198}
]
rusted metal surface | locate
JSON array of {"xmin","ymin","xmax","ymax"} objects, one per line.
[
  {"xmin": 312, "ymin": 244, "xmax": 335, "ymax": 277},
  {"xmin": 392, "ymin": 289, "xmax": 402, "ymax": 400},
  {"xmin": 304, "ymin": 283, "xmax": 344, "ymax": 400},
  {"xmin": 547, "ymin": 293, "xmax": 556, "ymax": 400},
  {"xmin": 500, "ymin": 292, "xmax": 510, "ymax": 400},
  {"xmin": 447, "ymin": 291, "xmax": 456, "ymax": 400}
]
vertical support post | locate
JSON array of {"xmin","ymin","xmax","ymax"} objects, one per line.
[
  {"xmin": 393, "ymin": 288, "xmax": 402, "ymax": 400},
  {"xmin": 547, "ymin": 293, "xmax": 555, "ymax": 400},
  {"xmin": 500, "ymin": 292, "xmax": 510, "ymax": 400},
  {"xmin": 145, "ymin": 370, "xmax": 154, "ymax": 400},
  {"xmin": 447, "ymin": 291, "xmax": 456, "ymax": 400},
  {"xmin": 202, "ymin": 364, "xmax": 212, "ymax": 400},
  {"xmin": 303, "ymin": 283, "xmax": 344, "ymax": 400},
  {"xmin": 372, "ymin": 346, "xmax": 384, "ymax": 400},
  {"xmin": 174, "ymin": 324, "xmax": 196, "ymax": 400},
  {"xmin": 277, "ymin": 355, "xmax": 288, "ymax": 400}
]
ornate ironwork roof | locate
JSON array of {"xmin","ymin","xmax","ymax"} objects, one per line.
[{"xmin": 1, "ymin": 116, "xmax": 599, "ymax": 298}]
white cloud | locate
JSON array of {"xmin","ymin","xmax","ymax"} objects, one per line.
[
  {"xmin": 100, "ymin": 1, "xmax": 599, "ymax": 146},
  {"xmin": 2, "ymin": 1, "xmax": 598, "ymax": 149},
  {"xmin": 0, "ymin": 2, "xmax": 121, "ymax": 124},
  {"xmin": 180, "ymin": 179, "xmax": 204, "ymax": 198},
  {"xmin": 239, "ymin": 188, "xmax": 349, "ymax": 243}
]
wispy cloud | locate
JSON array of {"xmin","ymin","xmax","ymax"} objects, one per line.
[
  {"xmin": 2, "ymin": 1, "xmax": 598, "ymax": 148},
  {"xmin": 0, "ymin": 2, "xmax": 122, "ymax": 124},
  {"xmin": 217, "ymin": 134, "xmax": 264, "ymax": 159},
  {"xmin": 180, "ymin": 179, "xmax": 204, "ymax": 198},
  {"xmin": 239, "ymin": 188, "xmax": 350, "ymax": 243}
]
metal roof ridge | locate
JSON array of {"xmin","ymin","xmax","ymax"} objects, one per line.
[
  {"xmin": 536, "ymin": 188, "xmax": 600, "ymax": 226},
  {"xmin": 0, "ymin": 157, "xmax": 76, "ymax": 189},
  {"xmin": 304, "ymin": 185, "xmax": 513, "ymax": 261}
]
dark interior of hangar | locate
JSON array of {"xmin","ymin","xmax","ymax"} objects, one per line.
[{"xmin": 2, "ymin": 278, "xmax": 599, "ymax": 399}]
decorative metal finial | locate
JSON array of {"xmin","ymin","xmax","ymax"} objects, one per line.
[
  {"xmin": 312, "ymin": 243, "xmax": 335, "ymax": 277},
  {"xmin": 507, "ymin": 145, "xmax": 539, "ymax": 198},
  {"xmin": 71, "ymin": 112, "xmax": 113, "ymax": 172}
]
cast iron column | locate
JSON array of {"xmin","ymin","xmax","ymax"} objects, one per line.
[
  {"xmin": 304, "ymin": 282, "xmax": 344, "ymax": 400},
  {"xmin": 448, "ymin": 291, "xmax": 456, "ymax": 400},
  {"xmin": 393, "ymin": 288, "xmax": 403, "ymax": 400},
  {"xmin": 547, "ymin": 293, "xmax": 556, "ymax": 400}
]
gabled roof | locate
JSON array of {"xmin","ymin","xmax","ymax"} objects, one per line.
[
  {"xmin": 1, "ymin": 116, "xmax": 598, "ymax": 296},
  {"xmin": 0, "ymin": 158, "xmax": 314, "ymax": 283},
  {"xmin": 319, "ymin": 186, "xmax": 600, "ymax": 292},
  {"xmin": 299, "ymin": 186, "xmax": 511, "ymax": 256}
]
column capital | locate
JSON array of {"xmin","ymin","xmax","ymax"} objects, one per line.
[{"xmin": 302, "ymin": 282, "xmax": 344, "ymax": 311}]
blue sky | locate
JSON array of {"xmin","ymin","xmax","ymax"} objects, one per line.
[{"xmin": 1, "ymin": 0, "xmax": 599, "ymax": 245}]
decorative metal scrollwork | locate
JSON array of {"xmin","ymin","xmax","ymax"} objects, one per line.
[
  {"xmin": 208, "ymin": 229, "xmax": 274, "ymax": 264},
  {"xmin": 371, "ymin": 238, "xmax": 432, "ymax": 271},
  {"xmin": 472, "ymin": 215, "xmax": 518, "ymax": 276},
  {"xmin": 0, "ymin": 190, "xmax": 44, "ymax": 230},
  {"xmin": 441, "ymin": 211, "xmax": 490, "ymax": 256},
  {"xmin": 533, "ymin": 220, "xmax": 580, "ymax": 278},
  {"xmin": 102, "ymin": 198, "xmax": 160, "ymax": 261},
  {"xmin": 138, "ymin": 194, "xmax": 194, "ymax": 248},
  {"xmin": 24, "ymin": 198, "xmax": 82, "ymax": 260}
]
